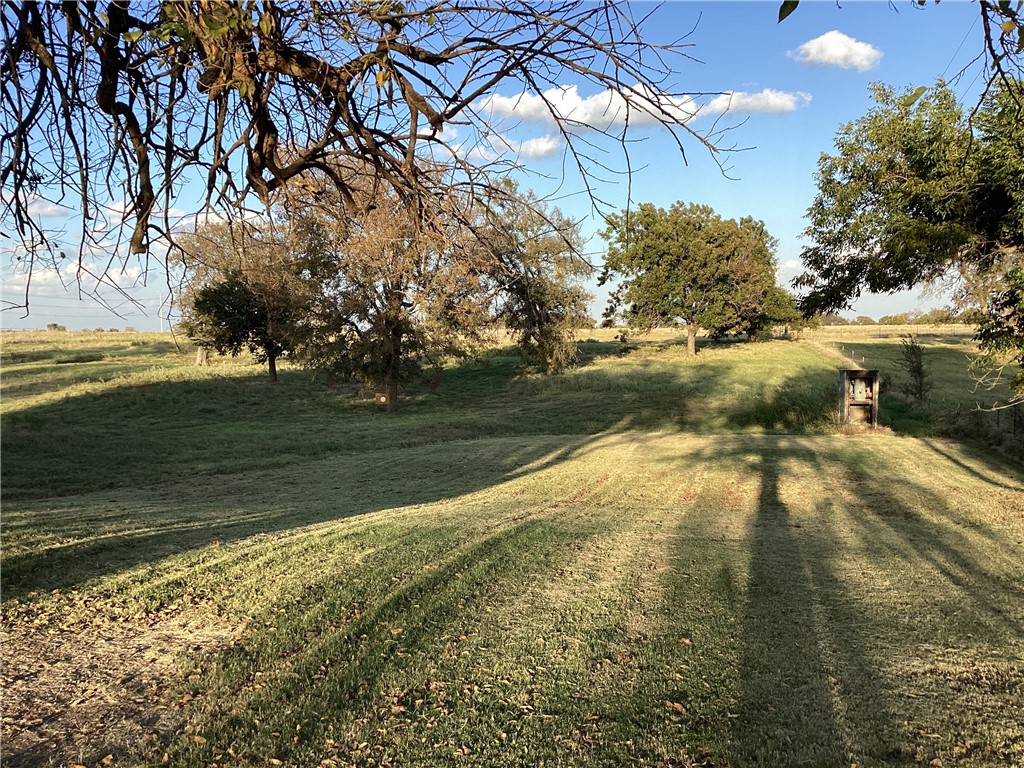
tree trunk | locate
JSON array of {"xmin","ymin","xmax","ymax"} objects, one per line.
[
  {"xmin": 379, "ymin": 286, "xmax": 410, "ymax": 413},
  {"xmin": 687, "ymin": 325, "xmax": 697, "ymax": 357},
  {"xmin": 384, "ymin": 336, "xmax": 401, "ymax": 413},
  {"xmin": 267, "ymin": 354, "xmax": 278, "ymax": 382},
  {"xmin": 195, "ymin": 346, "xmax": 210, "ymax": 366},
  {"xmin": 385, "ymin": 378, "xmax": 398, "ymax": 413}
]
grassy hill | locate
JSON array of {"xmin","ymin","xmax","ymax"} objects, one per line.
[{"xmin": 2, "ymin": 330, "xmax": 1022, "ymax": 767}]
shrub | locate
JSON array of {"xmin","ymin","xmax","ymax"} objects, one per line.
[{"xmin": 898, "ymin": 335, "xmax": 932, "ymax": 406}]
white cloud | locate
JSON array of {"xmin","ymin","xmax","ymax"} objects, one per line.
[
  {"xmin": 781, "ymin": 259, "xmax": 802, "ymax": 272},
  {"xmin": 517, "ymin": 135, "xmax": 562, "ymax": 160},
  {"xmin": 101, "ymin": 199, "xmax": 189, "ymax": 223},
  {"xmin": 26, "ymin": 200, "xmax": 70, "ymax": 218},
  {"xmin": 479, "ymin": 84, "xmax": 699, "ymax": 131},
  {"xmin": 0, "ymin": 194, "xmax": 71, "ymax": 219},
  {"xmin": 789, "ymin": 31, "xmax": 882, "ymax": 72},
  {"xmin": 703, "ymin": 89, "xmax": 812, "ymax": 115},
  {"xmin": 4, "ymin": 256, "xmax": 146, "ymax": 292},
  {"xmin": 480, "ymin": 84, "xmax": 810, "ymax": 130},
  {"xmin": 455, "ymin": 132, "xmax": 562, "ymax": 163}
]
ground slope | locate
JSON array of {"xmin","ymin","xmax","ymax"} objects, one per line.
[{"xmin": 1, "ymin": 334, "xmax": 1022, "ymax": 767}]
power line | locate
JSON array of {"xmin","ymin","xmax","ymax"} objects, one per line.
[{"xmin": 942, "ymin": 14, "xmax": 979, "ymax": 81}]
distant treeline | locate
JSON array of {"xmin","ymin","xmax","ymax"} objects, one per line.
[{"xmin": 817, "ymin": 308, "xmax": 982, "ymax": 326}]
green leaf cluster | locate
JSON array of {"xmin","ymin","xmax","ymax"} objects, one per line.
[
  {"xmin": 184, "ymin": 268, "xmax": 298, "ymax": 381},
  {"xmin": 976, "ymin": 266, "xmax": 1024, "ymax": 395}
]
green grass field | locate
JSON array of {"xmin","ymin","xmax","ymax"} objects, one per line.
[{"xmin": 2, "ymin": 330, "xmax": 1022, "ymax": 768}]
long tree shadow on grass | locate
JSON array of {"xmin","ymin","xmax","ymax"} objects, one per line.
[
  {"xmin": 643, "ymin": 360, "xmax": 1019, "ymax": 765},
  {"xmin": 11, "ymin": 342, "xmax": 991, "ymax": 610},
  {"xmin": 2, "ymin": 348, "xmax": 751, "ymax": 599},
  {"xmin": 728, "ymin": 371, "xmax": 1024, "ymax": 633},
  {"xmin": 709, "ymin": 441, "xmax": 901, "ymax": 765},
  {"xmin": 736, "ymin": 447, "xmax": 928, "ymax": 765},
  {"xmin": 5, "ymin": 512, "xmax": 608, "ymax": 768},
  {"xmin": 656, "ymin": 434, "xmax": 1023, "ymax": 765}
]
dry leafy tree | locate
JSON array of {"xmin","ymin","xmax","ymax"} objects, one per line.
[
  {"xmin": 173, "ymin": 168, "xmax": 589, "ymax": 406},
  {"xmin": 2, "ymin": 0, "xmax": 716, "ymax": 309},
  {"xmin": 484, "ymin": 185, "xmax": 591, "ymax": 374},
  {"xmin": 175, "ymin": 221, "xmax": 315, "ymax": 380},
  {"xmin": 282, "ymin": 172, "xmax": 498, "ymax": 411}
]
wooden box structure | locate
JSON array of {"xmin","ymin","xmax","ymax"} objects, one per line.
[{"xmin": 839, "ymin": 369, "xmax": 879, "ymax": 427}]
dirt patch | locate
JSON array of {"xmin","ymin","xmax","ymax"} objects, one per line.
[{"xmin": 1, "ymin": 613, "xmax": 234, "ymax": 767}]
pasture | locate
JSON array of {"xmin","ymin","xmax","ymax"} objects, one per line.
[{"xmin": 1, "ymin": 329, "xmax": 1022, "ymax": 767}]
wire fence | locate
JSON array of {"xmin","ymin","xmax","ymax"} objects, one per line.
[
  {"xmin": 799, "ymin": 324, "xmax": 976, "ymax": 341},
  {"xmin": 946, "ymin": 402, "xmax": 1024, "ymax": 447}
]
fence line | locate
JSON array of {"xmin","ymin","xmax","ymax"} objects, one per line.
[
  {"xmin": 801, "ymin": 324, "xmax": 976, "ymax": 341},
  {"xmin": 947, "ymin": 401, "xmax": 1024, "ymax": 446}
]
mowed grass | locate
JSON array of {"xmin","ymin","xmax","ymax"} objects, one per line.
[
  {"xmin": 1, "ymin": 333, "xmax": 836, "ymax": 500},
  {"xmin": 818, "ymin": 334, "xmax": 1022, "ymax": 440},
  {"xmin": 2, "ymin": 331, "xmax": 1023, "ymax": 768}
]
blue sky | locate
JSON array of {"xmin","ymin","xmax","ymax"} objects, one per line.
[
  {"xmin": 491, "ymin": 0, "xmax": 988, "ymax": 322},
  {"xmin": 1, "ymin": 1, "xmax": 988, "ymax": 330}
]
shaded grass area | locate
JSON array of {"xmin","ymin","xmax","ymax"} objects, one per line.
[
  {"xmin": 3, "ymin": 332, "xmax": 1023, "ymax": 767},
  {"xmin": 2, "ymin": 335, "xmax": 837, "ymax": 500},
  {"xmin": 4, "ymin": 435, "xmax": 1022, "ymax": 767}
]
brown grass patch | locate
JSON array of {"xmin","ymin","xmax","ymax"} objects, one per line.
[{"xmin": 1, "ymin": 613, "xmax": 234, "ymax": 767}]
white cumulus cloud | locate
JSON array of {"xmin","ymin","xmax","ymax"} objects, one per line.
[
  {"xmin": 479, "ymin": 84, "xmax": 699, "ymax": 130},
  {"xmin": 517, "ymin": 135, "xmax": 562, "ymax": 160},
  {"xmin": 456, "ymin": 133, "xmax": 562, "ymax": 163},
  {"xmin": 480, "ymin": 84, "xmax": 810, "ymax": 129},
  {"xmin": 789, "ymin": 31, "xmax": 882, "ymax": 72},
  {"xmin": 27, "ymin": 199, "xmax": 70, "ymax": 218},
  {"xmin": 1, "ymin": 257, "xmax": 145, "ymax": 298},
  {"xmin": 703, "ymin": 89, "xmax": 812, "ymax": 115}
]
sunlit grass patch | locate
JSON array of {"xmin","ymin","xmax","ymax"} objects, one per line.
[{"xmin": 2, "ymin": 332, "xmax": 1022, "ymax": 767}]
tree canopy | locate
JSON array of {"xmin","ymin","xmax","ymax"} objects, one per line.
[
  {"xmin": 600, "ymin": 202, "xmax": 787, "ymax": 356},
  {"xmin": 485, "ymin": 189, "xmax": 591, "ymax": 373},
  {"xmin": 175, "ymin": 175, "xmax": 589, "ymax": 406},
  {"xmin": 975, "ymin": 265, "xmax": 1024, "ymax": 398},
  {"xmin": 185, "ymin": 269, "xmax": 296, "ymax": 381},
  {"xmin": 796, "ymin": 77, "xmax": 1024, "ymax": 399},
  {"xmin": 284, "ymin": 179, "xmax": 497, "ymax": 410},
  {"xmin": 795, "ymin": 79, "xmax": 1024, "ymax": 316},
  {"xmin": 176, "ymin": 221, "xmax": 313, "ymax": 380},
  {"xmin": 2, "ymin": 0, "xmax": 713, "ymax": 306}
]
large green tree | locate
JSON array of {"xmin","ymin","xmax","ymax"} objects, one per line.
[
  {"xmin": 975, "ymin": 266, "xmax": 1024, "ymax": 398},
  {"xmin": 601, "ymin": 202, "xmax": 783, "ymax": 356},
  {"xmin": 796, "ymin": 78, "xmax": 1024, "ymax": 397},
  {"xmin": 177, "ymin": 222, "xmax": 311, "ymax": 381},
  {"xmin": 796, "ymin": 79, "xmax": 1023, "ymax": 315},
  {"xmin": 185, "ymin": 269, "xmax": 295, "ymax": 381}
]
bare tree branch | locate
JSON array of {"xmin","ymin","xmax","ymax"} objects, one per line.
[{"xmin": 2, "ymin": 1, "xmax": 722, "ymax": 312}]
